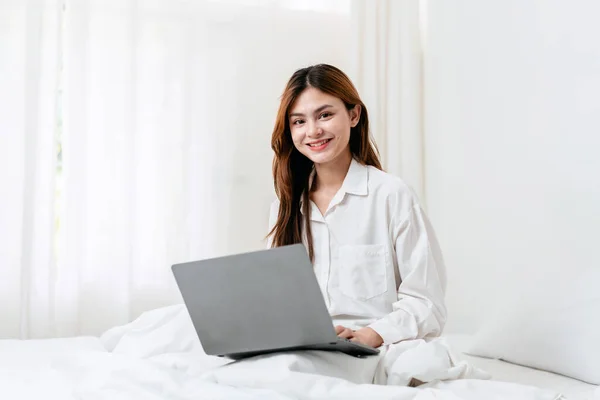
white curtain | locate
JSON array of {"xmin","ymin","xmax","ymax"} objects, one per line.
[
  {"xmin": 351, "ymin": 0, "xmax": 426, "ymax": 203},
  {"xmin": 0, "ymin": 0, "xmax": 425, "ymax": 338},
  {"xmin": 0, "ymin": 0, "xmax": 61, "ymax": 339}
]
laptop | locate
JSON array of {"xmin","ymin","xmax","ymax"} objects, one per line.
[{"xmin": 171, "ymin": 243, "xmax": 380, "ymax": 360}]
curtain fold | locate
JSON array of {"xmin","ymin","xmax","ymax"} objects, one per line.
[{"xmin": 0, "ymin": 0, "xmax": 61, "ymax": 338}]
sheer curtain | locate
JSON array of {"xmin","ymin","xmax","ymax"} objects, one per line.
[
  {"xmin": 0, "ymin": 0, "xmax": 425, "ymax": 338},
  {"xmin": 0, "ymin": 0, "xmax": 61, "ymax": 339},
  {"xmin": 56, "ymin": 0, "xmax": 353, "ymax": 337}
]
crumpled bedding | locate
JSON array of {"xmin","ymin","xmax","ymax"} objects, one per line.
[{"xmin": 0, "ymin": 305, "xmax": 565, "ymax": 400}]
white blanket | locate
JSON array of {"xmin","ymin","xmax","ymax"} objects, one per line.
[{"xmin": 0, "ymin": 305, "xmax": 565, "ymax": 400}]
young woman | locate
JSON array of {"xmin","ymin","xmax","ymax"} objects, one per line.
[{"xmin": 268, "ymin": 64, "xmax": 447, "ymax": 350}]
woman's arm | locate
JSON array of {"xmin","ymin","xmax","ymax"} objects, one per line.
[{"xmin": 367, "ymin": 203, "xmax": 448, "ymax": 345}]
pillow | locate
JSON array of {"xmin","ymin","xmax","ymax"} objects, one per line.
[{"xmin": 466, "ymin": 268, "xmax": 600, "ymax": 385}]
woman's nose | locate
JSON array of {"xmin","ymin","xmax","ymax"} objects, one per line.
[{"xmin": 306, "ymin": 121, "xmax": 323, "ymax": 138}]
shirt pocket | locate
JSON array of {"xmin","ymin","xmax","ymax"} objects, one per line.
[{"xmin": 338, "ymin": 244, "xmax": 388, "ymax": 300}]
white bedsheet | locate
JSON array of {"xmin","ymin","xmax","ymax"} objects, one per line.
[
  {"xmin": 0, "ymin": 305, "xmax": 571, "ymax": 400},
  {"xmin": 446, "ymin": 334, "xmax": 600, "ymax": 400}
]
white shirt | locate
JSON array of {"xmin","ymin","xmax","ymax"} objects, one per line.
[{"xmin": 268, "ymin": 158, "xmax": 447, "ymax": 345}]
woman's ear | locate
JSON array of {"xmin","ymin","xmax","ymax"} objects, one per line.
[{"xmin": 349, "ymin": 104, "xmax": 361, "ymax": 127}]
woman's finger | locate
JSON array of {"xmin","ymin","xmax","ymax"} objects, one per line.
[
  {"xmin": 335, "ymin": 325, "xmax": 346, "ymax": 335},
  {"xmin": 338, "ymin": 328, "xmax": 354, "ymax": 339}
]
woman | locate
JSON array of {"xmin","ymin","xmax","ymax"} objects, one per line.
[{"xmin": 268, "ymin": 64, "xmax": 447, "ymax": 349}]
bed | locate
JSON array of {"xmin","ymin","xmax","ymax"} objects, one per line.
[
  {"xmin": 1, "ymin": 305, "xmax": 598, "ymax": 400},
  {"xmin": 446, "ymin": 334, "xmax": 600, "ymax": 400}
]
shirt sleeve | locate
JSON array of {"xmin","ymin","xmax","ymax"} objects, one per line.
[{"xmin": 368, "ymin": 203, "xmax": 448, "ymax": 345}]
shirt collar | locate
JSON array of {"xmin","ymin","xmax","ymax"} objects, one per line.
[
  {"xmin": 300, "ymin": 158, "xmax": 369, "ymax": 215},
  {"xmin": 341, "ymin": 157, "xmax": 369, "ymax": 196}
]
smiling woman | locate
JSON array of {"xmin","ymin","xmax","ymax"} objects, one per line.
[{"xmin": 267, "ymin": 64, "xmax": 447, "ymax": 353}]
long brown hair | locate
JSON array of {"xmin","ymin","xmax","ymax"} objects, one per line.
[{"xmin": 268, "ymin": 64, "xmax": 382, "ymax": 261}]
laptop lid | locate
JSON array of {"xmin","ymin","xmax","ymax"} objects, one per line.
[{"xmin": 171, "ymin": 244, "xmax": 338, "ymax": 356}]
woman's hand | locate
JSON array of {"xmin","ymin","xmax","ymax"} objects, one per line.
[
  {"xmin": 335, "ymin": 325, "xmax": 354, "ymax": 339},
  {"xmin": 351, "ymin": 327, "xmax": 384, "ymax": 348},
  {"xmin": 335, "ymin": 325, "xmax": 384, "ymax": 348}
]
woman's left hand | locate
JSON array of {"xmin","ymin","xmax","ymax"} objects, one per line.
[{"xmin": 350, "ymin": 327, "xmax": 384, "ymax": 348}]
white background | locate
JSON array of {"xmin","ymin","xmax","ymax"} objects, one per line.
[{"xmin": 425, "ymin": 0, "xmax": 600, "ymax": 333}]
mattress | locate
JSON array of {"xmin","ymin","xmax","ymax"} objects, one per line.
[{"xmin": 446, "ymin": 334, "xmax": 600, "ymax": 400}]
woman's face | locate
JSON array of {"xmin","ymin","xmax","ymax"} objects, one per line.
[{"xmin": 288, "ymin": 87, "xmax": 360, "ymax": 167}]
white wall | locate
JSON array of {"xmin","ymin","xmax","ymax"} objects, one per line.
[{"xmin": 425, "ymin": 0, "xmax": 600, "ymax": 333}]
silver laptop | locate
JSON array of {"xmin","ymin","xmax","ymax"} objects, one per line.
[{"xmin": 171, "ymin": 243, "xmax": 380, "ymax": 360}]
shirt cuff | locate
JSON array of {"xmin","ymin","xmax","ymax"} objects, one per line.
[{"xmin": 368, "ymin": 317, "xmax": 417, "ymax": 345}]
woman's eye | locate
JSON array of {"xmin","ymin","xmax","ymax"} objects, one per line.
[
  {"xmin": 319, "ymin": 112, "xmax": 332, "ymax": 119},
  {"xmin": 292, "ymin": 119, "xmax": 305, "ymax": 125}
]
